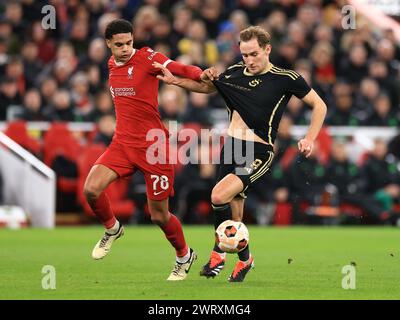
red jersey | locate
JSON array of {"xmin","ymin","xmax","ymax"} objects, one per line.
[{"xmin": 108, "ymin": 47, "xmax": 172, "ymax": 147}]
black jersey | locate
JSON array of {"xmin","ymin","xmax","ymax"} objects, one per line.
[{"xmin": 212, "ymin": 62, "xmax": 311, "ymax": 145}]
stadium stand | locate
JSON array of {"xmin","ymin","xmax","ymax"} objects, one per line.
[{"xmin": 4, "ymin": 120, "xmax": 41, "ymax": 156}]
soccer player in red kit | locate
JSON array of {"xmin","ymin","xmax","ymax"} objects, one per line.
[{"xmin": 84, "ymin": 19, "xmax": 201, "ymax": 280}]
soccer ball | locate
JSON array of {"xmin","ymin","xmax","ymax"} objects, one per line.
[{"xmin": 215, "ymin": 220, "xmax": 249, "ymax": 253}]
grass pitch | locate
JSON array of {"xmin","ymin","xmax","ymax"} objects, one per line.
[{"xmin": 0, "ymin": 226, "xmax": 399, "ymax": 300}]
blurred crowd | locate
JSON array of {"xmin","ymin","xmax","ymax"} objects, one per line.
[{"xmin": 0, "ymin": 0, "xmax": 399, "ymax": 224}]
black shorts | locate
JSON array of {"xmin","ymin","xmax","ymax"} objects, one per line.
[{"xmin": 217, "ymin": 136, "xmax": 274, "ymax": 198}]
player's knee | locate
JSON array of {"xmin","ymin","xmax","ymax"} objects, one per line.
[
  {"xmin": 150, "ymin": 211, "xmax": 169, "ymax": 226},
  {"xmin": 83, "ymin": 182, "xmax": 102, "ymax": 201},
  {"xmin": 148, "ymin": 200, "xmax": 169, "ymax": 225},
  {"xmin": 211, "ymin": 188, "xmax": 227, "ymax": 205}
]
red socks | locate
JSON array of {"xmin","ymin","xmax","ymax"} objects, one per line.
[
  {"xmin": 88, "ymin": 192, "xmax": 116, "ymax": 229},
  {"xmin": 89, "ymin": 194, "xmax": 187, "ymax": 257},
  {"xmin": 160, "ymin": 213, "xmax": 188, "ymax": 257}
]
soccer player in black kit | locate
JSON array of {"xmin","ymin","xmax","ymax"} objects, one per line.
[{"xmin": 155, "ymin": 26, "xmax": 327, "ymax": 282}]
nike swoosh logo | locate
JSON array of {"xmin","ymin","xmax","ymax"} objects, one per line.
[
  {"xmin": 225, "ymin": 75, "xmax": 231, "ymax": 79},
  {"xmin": 153, "ymin": 190, "xmax": 165, "ymax": 196},
  {"xmin": 185, "ymin": 253, "xmax": 197, "ymax": 273}
]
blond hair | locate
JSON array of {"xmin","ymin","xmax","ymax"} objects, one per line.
[{"xmin": 239, "ymin": 26, "xmax": 271, "ymax": 48}]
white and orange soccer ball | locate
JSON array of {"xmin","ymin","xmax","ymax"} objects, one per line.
[{"xmin": 215, "ymin": 220, "xmax": 249, "ymax": 253}]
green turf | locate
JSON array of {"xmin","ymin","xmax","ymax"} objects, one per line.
[{"xmin": 0, "ymin": 226, "xmax": 399, "ymax": 299}]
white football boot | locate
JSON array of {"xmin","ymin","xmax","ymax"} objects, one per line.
[
  {"xmin": 92, "ymin": 224, "xmax": 124, "ymax": 260},
  {"xmin": 167, "ymin": 248, "xmax": 197, "ymax": 281}
]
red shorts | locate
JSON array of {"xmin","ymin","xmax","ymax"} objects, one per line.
[{"xmin": 95, "ymin": 141, "xmax": 174, "ymax": 201}]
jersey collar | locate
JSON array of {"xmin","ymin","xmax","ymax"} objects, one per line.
[{"xmin": 243, "ymin": 62, "xmax": 273, "ymax": 76}]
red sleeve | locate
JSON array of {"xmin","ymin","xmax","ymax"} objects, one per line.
[
  {"xmin": 147, "ymin": 48, "xmax": 202, "ymax": 81},
  {"xmin": 165, "ymin": 61, "xmax": 202, "ymax": 82}
]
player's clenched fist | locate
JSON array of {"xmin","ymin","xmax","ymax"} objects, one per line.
[
  {"xmin": 298, "ymin": 138, "xmax": 313, "ymax": 158},
  {"xmin": 201, "ymin": 67, "xmax": 219, "ymax": 81}
]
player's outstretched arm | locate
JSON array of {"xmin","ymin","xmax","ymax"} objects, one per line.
[
  {"xmin": 298, "ymin": 89, "xmax": 327, "ymax": 158},
  {"xmin": 153, "ymin": 62, "xmax": 216, "ymax": 94}
]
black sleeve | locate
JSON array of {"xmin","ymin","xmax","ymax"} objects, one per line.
[{"xmin": 286, "ymin": 74, "xmax": 311, "ymax": 99}]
